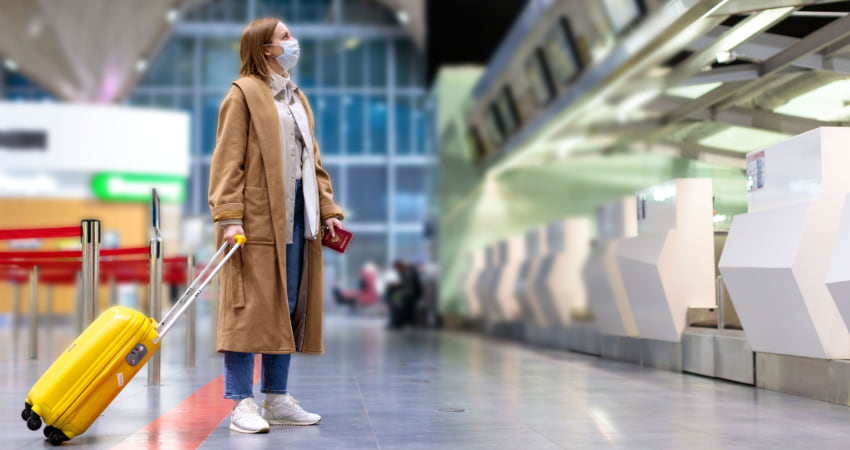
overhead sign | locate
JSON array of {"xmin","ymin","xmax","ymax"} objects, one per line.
[
  {"xmin": 91, "ymin": 172, "xmax": 186, "ymax": 204},
  {"xmin": 0, "ymin": 103, "xmax": 189, "ymax": 176},
  {"xmin": 0, "ymin": 130, "xmax": 47, "ymax": 150}
]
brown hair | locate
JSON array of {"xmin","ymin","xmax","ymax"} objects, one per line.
[{"xmin": 239, "ymin": 17, "xmax": 280, "ymax": 80}]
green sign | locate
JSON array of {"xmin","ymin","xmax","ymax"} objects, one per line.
[{"xmin": 91, "ymin": 172, "xmax": 186, "ymax": 204}]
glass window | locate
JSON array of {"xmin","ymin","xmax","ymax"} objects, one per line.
[
  {"xmin": 346, "ymin": 166, "xmax": 387, "ymax": 221},
  {"xmin": 344, "ymin": 95, "xmax": 365, "ymax": 154},
  {"xmin": 367, "ymin": 41, "xmax": 387, "ymax": 87},
  {"xmin": 202, "ymin": 92, "xmax": 227, "ymax": 155},
  {"xmin": 203, "ymin": 38, "xmax": 240, "ymax": 88},
  {"xmin": 298, "ymin": 0, "xmax": 333, "ymax": 22},
  {"xmin": 191, "ymin": 162, "xmax": 211, "ymax": 216},
  {"xmin": 601, "ymin": 0, "xmax": 644, "ymax": 34},
  {"xmin": 395, "ymin": 166, "xmax": 427, "ymax": 222},
  {"xmin": 319, "ymin": 39, "xmax": 344, "ymax": 86},
  {"xmin": 343, "ymin": 231, "xmax": 388, "ymax": 288},
  {"xmin": 367, "ymin": 96, "xmax": 388, "ymax": 155},
  {"xmin": 414, "ymin": 97, "xmax": 427, "ymax": 154},
  {"xmin": 395, "ymin": 97, "xmax": 413, "ymax": 155},
  {"xmin": 184, "ymin": 0, "xmax": 248, "ymax": 22},
  {"xmin": 345, "ymin": 40, "xmax": 367, "ymax": 87},
  {"xmin": 140, "ymin": 37, "xmax": 193, "ymax": 87},
  {"xmin": 322, "ymin": 164, "xmax": 341, "ymax": 191},
  {"xmin": 543, "ymin": 18, "xmax": 582, "ymax": 86},
  {"xmin": 294, "ymin": 39, "xmax": 318, "ymax": 88},
  {"xmin": 396, "ymin": 40, "xmax": 424, "ymax": 87},
  {"xmin": 342, "ymin": 0, "xmax": 396, "ymax": 25},
  {"xmin": 525, "ymin": 48, "xmax": 556, "ymax": 106},
  {"xmin": 315, "ymin": 94, "xmax": 341, "ymax": 155},
  {"xmin": 256, "ymin": 0, "xmax": 295, "ymax": 21},
  {"xmin": 395, "ymin": 231, "xmax": 428, "ymax": 263}
]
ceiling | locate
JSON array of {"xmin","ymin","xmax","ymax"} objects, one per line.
[
  {"xmin": 481, "ymin": 0, "xmax": 850, "ymax": 171},
  {"xmin": 0, "ymin": 0, "xmax": 206, "ymax": 103},
  {"xmin": 0, "ymin": 0, "xmax": 422, "ymax": 103}
]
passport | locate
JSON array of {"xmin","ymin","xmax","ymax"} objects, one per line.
[{"xmin": 322, "ymin": 227, "xmax": 353, "ymax": 253}]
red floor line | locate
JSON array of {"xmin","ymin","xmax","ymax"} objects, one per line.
[{"xmin": 114, "ymin": 355, "xmax": 262, "ymax": 449}]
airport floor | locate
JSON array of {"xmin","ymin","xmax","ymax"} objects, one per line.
[{"xmin": 4, "ymin": 305, "xmax": 850, "ymax": 449}]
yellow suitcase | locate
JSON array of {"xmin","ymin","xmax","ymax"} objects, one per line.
[{"xmin": 21, "ymin": 235, "xmax": 245, "ymax": 445}]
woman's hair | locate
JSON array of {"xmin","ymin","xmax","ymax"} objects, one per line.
[{"xmin": 239, "ymin": 17, "xmax": 281, "ymax": 80}]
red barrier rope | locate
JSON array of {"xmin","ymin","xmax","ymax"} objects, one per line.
[
  {"xmin": 0, "ymin": 226, "xmax": 80, "ymax": 241},
  {"xmin": 0, "ymin": 246, "xmax": 149, "ymax": 260},
  {"xmin": 102, "ymin": 247, "xmax": 150, "ymax": 257}
]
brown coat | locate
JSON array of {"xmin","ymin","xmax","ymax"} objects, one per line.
[{"xmin": 208, "ymin": 76, "xmax": 343, "ymax": 355}]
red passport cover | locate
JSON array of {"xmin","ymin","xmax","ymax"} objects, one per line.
[{"xmin": 322, "ymin": 227, "xmax": 354, "ymax": 253}]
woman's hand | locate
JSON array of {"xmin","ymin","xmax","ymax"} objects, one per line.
[
  {"xmin": 324, "ymin": 217, "xmax": 342, "ymax": 238},
  {"xmin": 223, "ymin": 224, "xmax": 245, "ymax": 246}
]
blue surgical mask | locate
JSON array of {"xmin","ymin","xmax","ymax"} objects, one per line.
[{"xmin": 270, "ymin": 39, "xmax": 300, "ymax": 71}]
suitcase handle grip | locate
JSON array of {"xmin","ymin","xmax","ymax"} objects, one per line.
[{"xmin": 155, "ymin": 236, "xmax": 245, "ymax": 342}]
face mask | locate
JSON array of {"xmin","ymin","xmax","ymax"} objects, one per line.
[{"xmin": 272, "ymin": 39, "xmax": 300, "ymax": 71}]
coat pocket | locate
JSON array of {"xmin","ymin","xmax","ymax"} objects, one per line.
[
  {"xmin": 222, "ymin": 250, "xmax": 245, "ymax": 309},
  {"xmin": 243, "ymin": 186, "xmax": 275, "ymax": 245}
]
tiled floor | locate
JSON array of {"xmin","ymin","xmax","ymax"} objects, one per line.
[{"xmin": 4, "ymin": 306, "xmax": 850, "ymax": 449}]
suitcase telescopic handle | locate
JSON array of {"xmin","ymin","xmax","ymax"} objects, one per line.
[{"xmin": 155, "ymin": 234, "xmax": 246, "ymax": 342}]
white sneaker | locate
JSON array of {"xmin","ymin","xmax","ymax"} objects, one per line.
[
  {"xmin": 262, "ymin": 393, "xmax": 322, "ymax": 426},
  {"xmin": 229, "ymin": 398, "xmax": 270, "ymax": 433}
]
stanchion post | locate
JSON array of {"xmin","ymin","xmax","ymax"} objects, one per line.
[
  {"xmin": 147, "ymin": 237, "xmax": 163, "ymax": 385},
  {"xmin": 185, "ymin": 255, "xmax": 196, "ymax": 368},
  {"xmin": 12, "ymin": 282, "xmax": 21, "ymax": 340},
  {"xmin": 80, "ymin": 219, "xmax": 101, "ymax": 328},
  {"xmin": 211, "ymin": 273, "xmax": 220, "ymax": 356},
  {"xmin": 108, "ymin": 275, "xmax": 117, "ymax": 307},
  {"xmin": 46, "ymin": 285, "xmax": 53, "ymax": 321},
  {"xmin": 46, "ymin": 284, "xmax": 54, "ymax": 345},
  {"xmin": 74, "ymin": 271, "xmax": 83, "ymax": 334},
  {"xmin": 28, "ymin": 266, "xmax": 39, "ymax": 359}
]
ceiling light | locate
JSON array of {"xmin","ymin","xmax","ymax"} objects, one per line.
[
  {"xmin": 773, "ymin": 80, "xmax": 850, "ymax": 120},
  {"xmin": 166, "ymin": 8, "xmax": 180, "ymax": 23},
  {"xmin": 667, "ymin": 82, "xmax": 721, "ymax": 99},
  {"xmin": 698, "ymin": 126, "xmax": 790, "ymax": 153},
  {"xmin": 27, "ymin": 20, "xmax": 43, "ymax": 37},
  {"xmin": 4, "ymin": 59, "xmax": 18, "ymax": 71},
  {"xmin": 715, "ymin": 51, "xmax": 735, "ymax": 64},
  {"xmin": 344, "ymin": 38, "xmax": 361, "ymax": 50},
  {"xmin": 396, "ymin": 11, "xmax": 409, "ymax": 25},
  {"xmin": 136, "ymin": 59, "xmax": 148, "ymax": 72}
]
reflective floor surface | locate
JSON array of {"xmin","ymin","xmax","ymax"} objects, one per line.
[{"xmin": 4, "ymin": 305, "xmax": 850, "ymax": 449}]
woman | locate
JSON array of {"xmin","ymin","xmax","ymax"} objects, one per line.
[{"xmin": 208, "ymin": 17, "xmax": 344, "ymax": 434}]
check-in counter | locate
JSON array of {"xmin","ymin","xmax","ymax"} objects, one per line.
[
  {"xmin": 617, "ymin": 178, "xmax": 716, "ymax": 343},
  {"xmin": 532, "ymin": 218, "xmax": 592, "ymax": 328},
  {"xmin": 494, "ymin": 236, "xmax": 525, "ymax": 323},
  {"xmin": 516, "ymin": 228, "xmax": 545, "ymax": 326},
  {"xmin": 720, "ymin": 127, "xmax": 850, "ymax": 359},
  {"xmin": 475, "ymin": 245, "xmax": 502, "ymax": 324},
  {"xmin": 463, "ymin": 249, "xmax": 485, "ymax": 319},
  {"xmin": 585, "ymin": 197, "xmax": 639, "ymax": 337}
]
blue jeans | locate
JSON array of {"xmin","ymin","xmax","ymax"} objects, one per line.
[{"xmin": 224, "ymin": 180, "xmax": 305, "ymax": 399}]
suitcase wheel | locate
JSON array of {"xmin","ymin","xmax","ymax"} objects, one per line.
[
  {"xmin": 21, "ymin": 402, "xmax": 32, "ymax": 421},
  {"xmin": 46, "ymin": 428, "xmax": 68, "ymax": 446},
  {"xmin": 44, "ymin": 425, "xmax": 58, "ymax": 438},
  {"xmin": 26, "ymin": 413, "xmax": 42, "ymax": 431}
]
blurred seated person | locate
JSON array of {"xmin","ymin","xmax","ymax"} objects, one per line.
[{"xmin": 333, "ymin": 261, "xmax": 379, "ymax": 313}]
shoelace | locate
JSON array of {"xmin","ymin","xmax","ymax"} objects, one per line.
[{"xmin": 236, "ymin": 401, "xmax": 259, "ymax": 414}]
